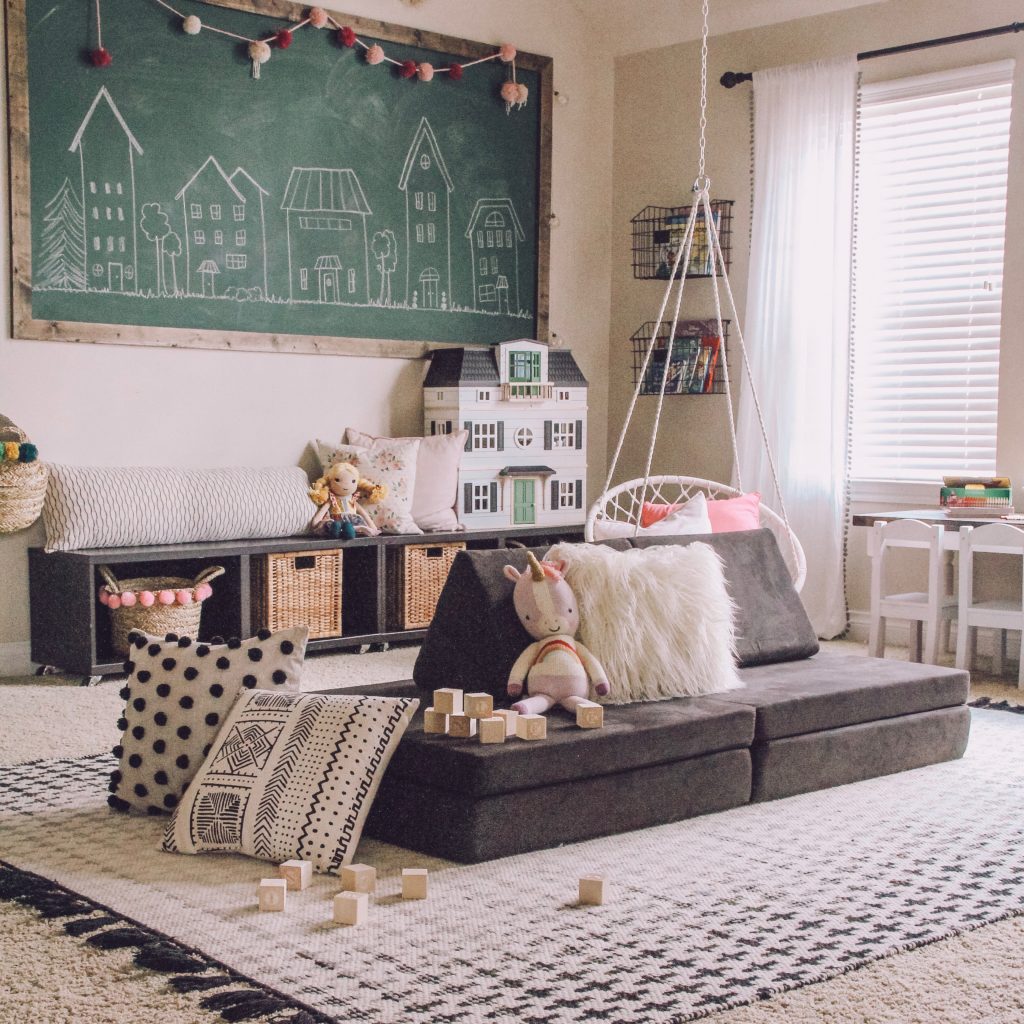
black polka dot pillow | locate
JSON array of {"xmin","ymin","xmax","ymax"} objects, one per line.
[
  {"xmin": 163, "ymin": 689, "xmax": 419, "ymax": 874},
  {"xmin": 108, "ymin": 627, "xmax": 308, "ymax": 816}
]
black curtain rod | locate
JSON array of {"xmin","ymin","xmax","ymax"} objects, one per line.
[{"xmin": 720, "ymin": 20, "xmax": 1023, "ymax": 88}]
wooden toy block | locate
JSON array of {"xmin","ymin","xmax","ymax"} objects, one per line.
[
  {"xmin": 578, "ymin": 875, "xmax": 606, "ymax": 906},
  {"xmin": 278, "ymin": 859, "xmax": 312, "ymax": 891},
  {"xmin": 478, "ymin": 716, "xmax": 506, "ymax": 744},
  {"xmin": 448, "ymin": 713, "xmax": 477, "ymax": 738},
  {"xmin": 423, "ymin": 707, "xmax": 449, "ymax": 734},
  {"xmin": 464, "ymin": 692, "xmax": 494, "ymax": 718},
  {"xmin": 340, "ymin": 863, "xmax": 377, "ymax": 894},
  {"xmin": 576, "ymin": 701, "xmax": 604, "ymax": 729},
  {"xmin": 516, "ymin": 714, "xmax": 547, "ymax": 740},
  {"xmin": 333, "ymin": 890, "xmax": 368, "ymax": 925},
  {"xmin": 257, "ymin": 877, "xmax": 288, "ymax": 912},
  {"xmin": 402, "ymin": 868, "xmax": 428, "ymax": 900},
  {"xmin": 433, "ymin": 688, "xmax": 463, "ymax": 715},
  {"xmin": 492, "ymin": 708, "xmax": 519, "ymax": 737}
]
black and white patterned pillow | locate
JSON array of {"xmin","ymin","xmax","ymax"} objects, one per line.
[
  {"xmin": 108, "ymin": 627, "xmax": 307, "ymax": 816},
  {"xmin": 162, "ymin": 689, "xmax": 419, "ymax": 874}
]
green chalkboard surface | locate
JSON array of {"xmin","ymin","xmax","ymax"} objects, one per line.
[{"xmin": 8, "ymin": 0, "xmax": 551, "ymax": 356}]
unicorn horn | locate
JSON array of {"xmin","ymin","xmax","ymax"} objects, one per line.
[{"xmin": 525, "ymin": 551, "xmax": 546, "ymax": 581}]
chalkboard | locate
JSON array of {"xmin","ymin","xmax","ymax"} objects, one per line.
[{"xmin": 7, "ymin": 0, "xmax": 552, "ymax": 358}]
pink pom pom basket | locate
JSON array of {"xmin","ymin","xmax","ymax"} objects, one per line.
[{"xmin": 98, "ymin": 564, "xmax": 225, "ymax": 655}]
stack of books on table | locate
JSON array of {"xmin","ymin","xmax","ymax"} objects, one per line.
[{"xmin": 939, "ymin": 476, "xmax": 1014, "ymax": 517}]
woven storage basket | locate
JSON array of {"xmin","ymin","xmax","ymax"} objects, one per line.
[
  {"xmin": 99, "ymin": 565, "xmax": 225, "ymax": 656},
  {"xmin": 392, "ymin": 542, "xmax": 466, "ymax": 630},
  {"xmin": 0, "ymin": 421, "xmax": 47, "ymax": 534},
  {"xmin": 251, "ymin": 550, "xmax": 343, "ymax": 639}
]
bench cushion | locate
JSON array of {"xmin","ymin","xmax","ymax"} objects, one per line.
[{"xmin": 717, "ymin": 650, "xmax": 970, "ymax": 741}]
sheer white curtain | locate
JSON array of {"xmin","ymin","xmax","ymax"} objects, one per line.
[{"xmin": 736, "ymin": 57, "xmax": 857, "ymax": 639}]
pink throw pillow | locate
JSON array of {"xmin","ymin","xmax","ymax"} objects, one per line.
[{"xmin": 706, "ymin": 492, "xmax": 761, "ymax": 532}]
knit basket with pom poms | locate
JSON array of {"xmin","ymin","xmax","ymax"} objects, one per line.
[
  {"xmin": 0, "ymin": 415, "xmax": 47, "ymax": 534},
  {"xmin": 98, "ymin": 564, "xmax": 225, "ymax": 656}
]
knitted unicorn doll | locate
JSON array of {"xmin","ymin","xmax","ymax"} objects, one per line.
[{"xmin": 504, "ymin": 551, "xmax": 610, "ymax": 716}]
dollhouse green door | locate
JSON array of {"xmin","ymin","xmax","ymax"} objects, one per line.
[{"xmin": 513, "ymin": 479, "xmax": 536, "ymax": 525}]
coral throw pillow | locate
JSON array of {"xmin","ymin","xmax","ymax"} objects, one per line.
[
  {"xmin": 591, "ymin": 493, "xmax": 711, "ymax": 540},
  {"xmin": 707, "ymin": 492, "xmax": 761, "ymax": 533}
]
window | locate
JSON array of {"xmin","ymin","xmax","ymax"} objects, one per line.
[
  {"xmin": 225, "ymin": 253, "xmax": 247, "ymax": 269},
  {"xmin": 191, "ymin": 203, "xmax": 202, "ymax": 219},
  {"xmin": 850, "ymin": 61, "xmax": 1013, "ymax": 488},
  {"xmin": 479, "ymin": 257, "xmax": 488, "ymax": 275},
  {"xmin": 116, "ymin": 183, "xmax": 122, "ymax": 195},
  {"xmin": 552, "ymin": 421, "xmax": 576, "ymax": 448},
  {"xmin": 194, "ymin": 230, "xmax": 205, "ymax": 244},
  {"xmin": 233, "ymin": 205, "xmax": 245, "ymax": 221},
  {"xmin": 416, "ymin": 224, "xmax": 424, "ymax": 243},
  {"xmin": 477, "ymin": 390, "xmax": 491, "ymax": 401},
  {"xmin": 415, "ymin": 192, "xmax": 424, "ymax": 210},
  {"xmin": 495, "ymin": 231, "xmax": 504, "ymax": 248},
  {"xmin": 105, "ymin": 208, "xmax": 111, "ymax": 220},
  {"xmin": 104, "ymin": 182, "xmax": 111, "ymax": 194},
  {"xmin": 558, "ymin": 480, "xmax": 577, "ymax": 508},
  {"xmin": 478, "ymin": 284, "xmax": 496, "ymax": 302},
  {"xmin": 472, "ymin": 422, "xmax": 498, "ymax": 450},
  {"xmin": 210, "ymin": 204, "xmax": 221, "ymax": 220},
  {"xmin": 297, "ymin": 216, "xmax": 351, "ymax": 231},
  {"xmin": 485, "ymin": 210, "xmax": 505, "ymax": 228},
  {"xmin": 476, "ymin": 230, "xmax": 484, "ymax": 248},
  {"xmin": 117, "ymin": 208, "xmax": 124, "ymax": 221},
  {"xmin": 89, "ymin": 181, "xmax": 97, "ymax": 194},
  {"xmin": 213, "ymin": 230, "xmax": 223, "ymax": 245},
  {"xmin": 119, "ymin": 237, "xmax": 125, "ymax": 252},
  {"xmin": 420, "ymin": 153, "xmax": 431, "ymax": 170},
  {"xmin": 300, "ymin": 268, "xmax": 308, "ymax": 290},
  {"xmin": 509, "ymin": 350, "xmax": 541, "ymax": 382},
  {"xmin": 106, "ymin": 236, "xmax": 114, "ymax": 252},
  {"xmin": 558, "ymin": 389, "xmax": 570, "ymax": 401},
  {"xmin": 92, "ymin": 207, "xmax": 98, "ymax": 220},
  {"xmin": 348, "ymin": 268, "xmax": 357, "ymax": 292},
  {"xmin": 491, "ymin": 256, "xmax": 499, "ymax": 274},
  {"xmin": 93, "ymin": 238, "xmax": 100, "ymax": 251},
  {"xmin": 428, "ymin": 192, "xmax": 437, "ymax": 212},
  {"xmin": 505, "ymin": 230, "xmax": 513, "ymax": 248},
  {"xmin": 472, "ymin": 484, "xmax": 492, "ymax": 511},
  {"xmin": 92, "ymin": 262, "xmax": 102, "ymax": 274},
  {"xmin": 235, "ymin": 230, "xmax": 246, "ymax": 246},
  {"xmin": 514, "ymin": 427, "xmax": 533, "ymax": 449},
  {"xmin": 427, "ymin": 223, "xmax": 436, "ymax": 243},
  {"xmin": 436, "ymin": 392, "xmax": 444, "ymax": 400},
  {"xmin": 486, "ymin": 230, "xmax": 494, "ymax": 247}
]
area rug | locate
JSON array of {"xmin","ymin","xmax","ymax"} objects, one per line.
[{"xmin": 1, "ymin": 710, "xmax": 1022, "ymax": 1024}]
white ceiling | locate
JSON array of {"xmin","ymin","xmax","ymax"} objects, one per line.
[{"xmin": 574, "ymin": 0, "xmax": 886, "ymax": 57}]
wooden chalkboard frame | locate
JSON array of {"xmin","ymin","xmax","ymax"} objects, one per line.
[{"xmin": 5, "ymin": 0, "xmax": 552, "ymax": 359}]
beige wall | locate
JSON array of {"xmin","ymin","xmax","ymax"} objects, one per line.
[
  {"xmin": 0, "ymin": 0, "xmax": 614, "ymax": 668},
  {"xmin": 609, "ymin": 0, "xmax": 1024, "ymax": 624}
]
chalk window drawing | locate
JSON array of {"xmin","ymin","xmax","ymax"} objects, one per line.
[
  {"xmin": 297, "ymin": 215, "xmax": 352, "ymax": 231},
  {"xmin": 506, "ymin": 230, "xmax": 513, "ymax": 248},
  {"xmin": 415, "ymin": 192, "xmax": 423, "ymax": 211},
  {"xmin": 300, "ymin": 268, "xmax": 308, "ymax": 290},
  {"xmin": 92, "ymin": 207, "xmax": 99, "ymax": 220},
  {"xmin": 117, "ymin": 208, "xmax": 124, "ymax": 221},
  {"xmin": 194, "ymin": 230, "xmax": 205, "ymax": 244},
  {"xmin": 428, "ymin": 223, "xmax": 436, "ymax": 244},
  {"xmin": 348, "ymin": 268, "xmax": 356, "ymax": 293},
  {"xmin": 552, "ymin": 422, "xmax": 577, "ymax": 448},
  {"xmin": 93, "ymin": 263, "xmax": 102, "ymax": 275},
  {"xmin": 472, "ymin": 484, "xmax": 492, "ymax": 511},
  {"xmin": 233, "ymin": 205, "xmax": 245, "ymax": 221},
  {"xmin": 514, "ymin": 427, "xmax": 533, "ymax": 449},
  {"xmin": 236, "ymin": 230, "xmax": 245, "ymax": 246},
  {"xmin": 479, "ymin": 257, "xmax": 488, "ymax": 275},
  {"xmin": 191, "ymin": 203, "xmax": 202, "ymax": 219},
  {"xmin": 89, "ymin": 181, "xmax": 97, "ymax": 194},
  {"xmin": 104, "ymin": 182, "xmax": 111, "ymax": 194},
  {"xmin": 93, "ymin": 238, "xmax": 100, "ymax": 251},
  {"xmin": 428, "ymin": 192, "xmax": 437, "ymax": 212},
  {"xmin": 116, "ymin": 183, "xmax": 123, "ymax": 195},
  {"xmin": 105, "ymin": 208, "xmax": 111, "ymax": 220},
  {"xmin": 226, "ymin": 254, "xmax": 246, "ymax": 270},
  {"xmin": 478, "ymin": 284, "xmax": 496, "ymax": 303},
  {"xmin": 473, "ymin": 422, "xmax": 498, "ymax": 450},
  {"xmin": 496, "ymin": 231, "xmax": 504, "ymax": 248},
  {"xmin": 420, "ymin": 154, "xmax": 431, "ymax": 170},
  {"xmin": 119, "ymin": 237, "xmax": 125, "ymax": 252},
  {"xmin": 477, "ymin": 231, "xmax": 484, "ymax": 248},
  {"xmin": 558, "ymin": 481, "xmax": 577, "ymax": 508},
  {"xmin": 106, "ymin": 236, "xmax": 114, "ymax": 252},
  {"xmin": 487, "ymin": 230, "xmax": 494, "ymax": 247},
  {"xmin": 477, "ymin": 389, "xmax": 491, "ymax": 401},
  {"xmin": 491, "ymin": 255, "xmax": 498, "ymax": 274},
  {"xmin": 416, "ymin": 224, "xmax": 424, "ymax": 243},
  {"xmin": 213, "ymin": 230, "xmax": 223, "ymax": 245},
  {"xmin": 210, "ymin": 205, "xmax": 221, "ymax": 220}
]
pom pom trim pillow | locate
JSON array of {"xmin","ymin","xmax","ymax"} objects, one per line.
[
  {"xmin": 163, "ymin": 690, "xmax": 419, "ymax": 874},
  {"xmin": 108, "ymin": 627, "xmax": 307, "ymax": 816},
  {"xmin": 545, "ymin": 541, "xmax": 741, "ymax": 701},
  {"xmin": 590, "ymin": 492, "xmax": 711, "ymax": 541}
]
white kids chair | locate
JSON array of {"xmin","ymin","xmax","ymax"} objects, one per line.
[
  {"xmin": 955, "ymin": 523, "xmax": 1024, "ymax": 687},
  {"xmin": 868, "ymin": 519, "xmax": 955, "ymax": 665}
]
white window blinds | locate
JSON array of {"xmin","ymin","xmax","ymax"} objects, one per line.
[{"xmin": 850, "ymin": 60, "xmax": 1013, "ymax": 483}]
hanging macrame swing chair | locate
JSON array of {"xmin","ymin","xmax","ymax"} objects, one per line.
[{"xmin": 585, "ymin": 0, "xmax": 806, "ymax": 592}]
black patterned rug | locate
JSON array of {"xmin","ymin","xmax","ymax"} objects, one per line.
[{"xmin": 2, "ymin": 710, "xmax": 1024, "ymax": 1024}]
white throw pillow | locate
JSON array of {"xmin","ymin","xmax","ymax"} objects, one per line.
[
  {"xmin": 545, "ymin": 541, "xmax": 741, "ymax": 701},
  {"xmin": 315, "ymin": 439, "xmax": 421, "ymax": 535},
  {"xmin": 590, "ymin": 492, "xmax": 712, "ymax": 541},
  {"xmin": 163, "ymin": 689, "xmax": 420, "ymax": 874}
]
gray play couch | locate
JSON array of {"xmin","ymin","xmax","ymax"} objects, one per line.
[{"xmin": 360, "ymin": 530, "xmax": 970, "ymax": 862}]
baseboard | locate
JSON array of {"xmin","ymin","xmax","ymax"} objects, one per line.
[
  {"xmin": 847, "ymin": 610, "xmax": 1021, "ymax": 660},
  {"xmin": 0, "ymin": 641, "xmax": 34, "ymax": 678}
]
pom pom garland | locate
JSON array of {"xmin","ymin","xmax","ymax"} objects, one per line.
[
  {"xmin": 99, "ymin": 583, "xmax": 211, "ymax": 608},
  {"xmin": 158, "ymin": 590, "xmax": 177, "ymax": 605},
  {"xmin": 91, "ymin": 47, "xmax": 112, "ymax": 67},
  {"xmin": 339, "ymin": 25, "xmax": 357, "ymax": 47},
  {"xmin": 139, "ymin": 591, "xmax": 156, "ymax": 608},
  {"xmin": 308, "ymin": 7, "xmax": 328, "ymax": 29},
  {"xmin": 417, "ymin": 62, "xmax": 434, "ymax": 82},
  {"xmin": 182, "ymin": 15, "xmax": 202, "ymax": 35},
  {"xmin": 107, "ymin": 594, "xmax": 122, "ymax": 609},
  {"xmin": 194, "ymin": 583, "xmax": 214, "ymax": 602},
  {"xmin": 399, "ymin": 59, "xmax": 417, "ymax": 79},
  {"xmin": 516, "ymin": 82, "xmax": 529, "ymax": 106},
  {"xmin": 275, "ymin": 28, "xmax": 293, "ymax": 49},
  {"xmin": 119, "ymin": 591, "xmax": 137, "ymax": 607},
  {"xmin": 499, "ymin": 43, "xmax": 517, "ymax": 63},
  {"xmin": 449, "ymin": 62, "xmax": 464, "ymax": 81},
  {"xmin": 248, "ymin": 39, "xmax": 271, "ymax": 78},
  {"xmin": 98, "ymin": 588, "xmax": 110, "ymax": 606},
  {"xmin": 2, "ymin": 442, "xmax": 19, "ymax": 462},
  {"xmin": 365, "ymin": 43, "xmax": 385, "ymax": 65},
  {"xmin": 19, "ymin": 443, "xmax": 38, "ymax": 463},
  {"xmin": 500, "ymin": 80, "xmax": 520, "ymax": 104},
  {"xmin": 175, "ymin": 589, "xmax": 193, "ymax": 605}
]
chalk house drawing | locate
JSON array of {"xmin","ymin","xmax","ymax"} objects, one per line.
[
  {"xmin": 466, "ymin": 198, "xmax": 526, "ymax": 314},
  {"xmin": 177, "ymin": 156, "xmax": 269, "ymax": 299},
  {"xmin": 281, "ymin": 168, "xmax": 372, "ymax": 304},
  {"xmin": 398, "ymin": 117, "xmax": 454, "ymax": 310},
  {"xmin": 69, "ymin": 86, "xmax": 142, "ymax": 294}
]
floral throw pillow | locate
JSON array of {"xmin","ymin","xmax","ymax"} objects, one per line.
[{"xmin": 315, "ymin": 439, "xmax": 421, "ymax": 535}]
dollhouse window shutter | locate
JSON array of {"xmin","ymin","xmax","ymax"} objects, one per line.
[
  {"xmin": 464, "ymin": 422, "xmax": 472, "ymax": 452},
  {"xmin": 496, "ymin": 422, "xmax": 505, "ymax": 451},
  {"xmin": 543, "ymin": 421, "xmax": 552, "ymax": 450},
  {"xmin": 575, "ymin": 480, "xmax": 583, "ymax": 509},
  {"xmin": 464, "ymin": 483, "xmax": 472, "ymax": 512},
  {"xmin": 489, "ymin": 482, "xmax": 497, "ymax": 510},
  {"xmin": 576, "ymin": 421, "xmax": 583, "ymax": 449},
  {"xmin": 551, "ymin": 479, "xmax": 558, "ymax": 508}
]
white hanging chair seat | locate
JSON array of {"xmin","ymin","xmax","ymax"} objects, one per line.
[{"xmin": 585, "ymin": 474, "xmax": 807, "ymax": 593}]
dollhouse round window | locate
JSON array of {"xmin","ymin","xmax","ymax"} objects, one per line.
[
  {"xmin": 420, "ymin": 154, "xmax": 431, "ymax": 170},
  {"xmin": 514, "ymin": 427, "xmax": 533, "ymax": 449}
]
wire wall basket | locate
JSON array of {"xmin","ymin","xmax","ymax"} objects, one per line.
[
  {"xmin": 631, "ymin": 200, "xmax": 734, "ymax": 280},
  {"xmin": 630, "ymin": 319, "xmax": 730, "ymax": 396}
]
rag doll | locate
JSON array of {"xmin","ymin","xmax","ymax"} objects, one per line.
[{"xmin": 309, "ymin": 462, "xmax": 385, "ymax": 539}]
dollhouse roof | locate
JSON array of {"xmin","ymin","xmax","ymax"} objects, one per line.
[{"xmin": 423, "ymin": 346, "xmax": 587, "ymax": 388}]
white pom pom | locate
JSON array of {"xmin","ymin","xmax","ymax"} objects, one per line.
[
  {"xmin": 182, "ymin": 15, "xmax": 202, "ymax": 34},
  {"xmin": 248, "ymin": 39, "xmax": 272, "ymax": 64}
]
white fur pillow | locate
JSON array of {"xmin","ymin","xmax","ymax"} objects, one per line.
[
  {"xmin": 545, "ymin": 541, "xmax": 741, "ymax": 702},
  {"xmin": 590, "ymin": 492, "xmax": 711, "ymax": 541}
]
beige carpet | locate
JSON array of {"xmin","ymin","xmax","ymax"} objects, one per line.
[{"xmin": 1, "ymin": 639, "xmax": 1022, "ymax": 1024}]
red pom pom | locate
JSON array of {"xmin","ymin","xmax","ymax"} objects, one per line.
[
  {"xmin": 91, "ymin": 47, "xmax": 112, "ymax": 67},
  {"xmin": 276, "ymin": 29, "xmax": 293, "ymax": 49},
  {"xmin": 338, "ymin": 26, "xmax": 356, "ymax": 47},
  {"xmin": 399, "ymin": 59, "xmax": 417, "ymax": 79},
  {"xmin": 449, "ymin": 63, "xmax": 463, "ymax": 81}
]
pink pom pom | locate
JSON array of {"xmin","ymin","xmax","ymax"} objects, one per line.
[
  {"xmin": 139, "ymin": 591, "xmax": 156, "ymax": 607},
  {"xmin": 308, "ymin": 6, "xmax": 328, "ymax": 28},
  {"xmin": 417, "ymin": 62, "xmax": 434, "ymax": 82},
  {"xmin": 499, "ymin": 43, "xmax": 517, "ymax": 63},
  {"xmin": 365, "ymin": 43, "xmax": 385, "ymax": 65},
  {"xmin": 516, "ymin": 82, "xmax": 529, "ymax": 106},
  {"xmin": 194, "ymin": 583, "xmax": 213, "ymax": 602},
  {"xmin": 175, "ymin": 589, "xmax": 193, "ymax": 605},
  {"xmin": 98, "ymin": 588, "xmax": 110, "ymax": 606},
  {"xmin": 501, "ymin": 81, "xmax": 519, "ymax": 103},
  {"xmin": 158, "ymin": 590, "xmax": 176, "ymax": 605},
  {"xmin": 107, "ymin": 594, "xmax": 122, "ymax": 610},
  {"xmin": 120, "ymin": 591, "xmax": 137, "ymax": 607}
]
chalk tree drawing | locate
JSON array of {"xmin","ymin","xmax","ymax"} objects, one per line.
[
  {"xmin": 69, "ymin": 87, "xmax": 142, "ymax": 293},
  {"xmin": 281, "ymin": 168, "xmax": 372, "ymax": 304},
  {"xmin": 38, "ymin": 178, "xmax": 86, "ymax": 290},
  {"xmin": 163, "ymin": 230, "xmax": 182, "ymax": 296},
  {"xmin": 139, "ymin": 203, "xmax": 172, "ymax": 295},
  {"xmin": 465, "ymin": 199, "xmax": 526, "ymax": 315},
  {"xmin": 177, "ymin": 156, "xmax": 269, "ymax": 299},
  {"xmin": 398, "ymin": 118, "xmax": 454, "ymax": 310},
  {"xmin": 371, "ymin": 229, "xmax": 398, "ymax": 305}
]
